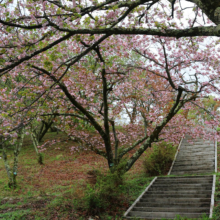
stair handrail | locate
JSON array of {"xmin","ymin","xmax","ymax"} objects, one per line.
[
  {"xmin": 214, "ymin": 127, "xmax": 217, "ymax": 173},
  {"xmin": 168, "ymin": 135, "xmax": 184, "ymax": 175},
  {"xmin": 123, "ymin": 177, "xmax": 157, "ymax": 218},
  {"xmin": 209, "ymin": 174, "xmax": 216, "ymax": 218}
]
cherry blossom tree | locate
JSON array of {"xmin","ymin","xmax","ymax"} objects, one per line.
[
  {"xmin": 6, "ymin": 33, "xmax": 219, "ymax": 173},
  {"xmin": 0, "ymin": 0, "xmax": 220, "ymax": 175}
]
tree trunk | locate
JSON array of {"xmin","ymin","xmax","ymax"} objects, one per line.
[
  {"xmin": 38, "ymin": 121, "xmax": 54, "ymax": 142},
  {"xmin": 1, "ymin": 139, "xmax": 13, "ymax": 188},
  {"xmin": 31, "ymin": 128, "xmax": 44, "ymax": 164},
  {"xmin": 12, "ymin": 128, "xmax": 25, "ymax": 188},
  {"xmin": 1, "ymin": 128, "xmax": 25, "ymax": 189}
]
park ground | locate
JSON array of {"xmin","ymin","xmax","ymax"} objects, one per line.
[{"xmin": 0, "ymin": 132, "xmax": 220, "ymax": 220}]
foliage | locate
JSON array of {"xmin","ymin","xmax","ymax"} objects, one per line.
[
  {"xmin": 164, "ymin": 214, "xmax": 209, "ymax": 220},
  {"xmin": 143, "ymin": 141, "xmax": 176, "ymax": 176},
  {"xmin": 0, "ymin": 209, "xmax": 31, "ymax": 220},
  {"xmin": 213, "ymin": 203, "xmax": 220, "ymax": 220},
  {"xmin": 187, "ymin": 96, "xmax": 220, "ymax": 125},
  {"xmin": 213, "ymin": 176, "xmax": 220, "ymax": 219},
  {"xmin": 0, "ymin": 132, "xmax": 219, "ymax": 219},
  {"xmin": 74, "ymin": 169, "xmax": 154, "ymax": 218},
  {"xmin": 75, "ymin": 164, "xmax": 125, "ymax": 215}
]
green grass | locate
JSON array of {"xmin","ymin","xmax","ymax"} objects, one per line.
[
  {"xmin": 0, "ymin": 131, "xmax": 153, "ymax": 219},
  {"xmin": 0, "ymin": 133, "xmax": 219, "ymax": 219},
  {"xmin": 0, "ymin": 209, "xmax": 31, "ymax": 220}
]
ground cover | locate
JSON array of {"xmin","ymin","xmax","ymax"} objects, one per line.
[
  {"xmin": 0, "ymin": 132, "xmax": 154, "ymax": 219},
  {"xmin": 0, "ymin": 132, "xmax": 219, "ymax": 220}
]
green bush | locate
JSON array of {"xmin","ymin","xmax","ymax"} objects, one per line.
[
  {"xmin": 75, "ymin": 168, "xmax": 125, "ymax": 215},
  {"xmin": 143, "ymin": 141, "xmax": 176, "ymax": 176}
]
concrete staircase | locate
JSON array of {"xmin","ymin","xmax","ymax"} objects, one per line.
[
  {"xmin": 170, "ymin": 136, "xmax": 215, "ymax": 175},
  {"xmin": 124, "ymin": 135, "xmax": 217, "ymax": 219}
]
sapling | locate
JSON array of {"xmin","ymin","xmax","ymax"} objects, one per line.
[{"xmin": 1, "ymin": 127, "xmax": 25, "ymax": 189}]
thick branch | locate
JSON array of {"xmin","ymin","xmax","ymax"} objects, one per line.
[
  {"xmin": 41, "ymin": 113, "xmax": 89, "ymax": 121},
  {"xmin": 27, "ymin": 26, "xmax": 220, "ymax": 37},
  {"xmin": 119, "ymin": 135, "xmax": 149, "ymax": 159},
  {"xmin": 0, "ymin": 33, "xmax": 74, "ymax": 75}
]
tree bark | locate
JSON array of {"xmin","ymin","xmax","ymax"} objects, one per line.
[
  {"xmin": 31, "ymin": 128, "xmax": 44, "ymax": 165},
  {"xmin": 1, "ymin": 128, "xmax": 25, "ymax": 189},
  {"xmin": 1, "ymin": 138, "xmax": 13, "ymax": 188},
  {"xmin": 12, "ymin": 127, "xmax": 25, "ymax": 188},
  {"xmin": 38, "ymin": 120, "xmax": 53, "ymax": 142}
]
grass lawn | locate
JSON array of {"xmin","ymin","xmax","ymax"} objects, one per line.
[
  {"xmin": 0, "ymin": 132, "xmax": 220, "ymax": 220},
  {"xmin": 0, "ymin": 132, "xmax": 153, "ymax": 220}
]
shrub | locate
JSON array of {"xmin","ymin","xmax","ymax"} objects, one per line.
[
  {"xmin": 75, "ymin": 166, "xmax": 126, "ymax": 215},
  {"xmin": 143, "ymin": 141, "xmax": 176, "ymax": 176}
]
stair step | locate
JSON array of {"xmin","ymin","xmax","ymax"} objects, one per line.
[
  {"xmin": 171, "ymin": 165, "xmax": 214, "ymax": 172},
  {"xmin": 170, "ymin": 170, "xmax": 214, "ymax": 175},
  {"xmin": 181, "ymin": 142, "xmax": 214, "ymax": 146},
  {"xmin": 140, "ymin": 198, "xmax": 211, "ymax": 203},
  {"xmin": 173, "ymin": 165, "xmax": 214, "ymax": 170},
  {"xmin": 176, "ymin": 155, "xmax": 214, "ymax": 160},
  {"xmin": 142, "ymin": 193, "xmax": 211, "ymax": 198},
  {"xmin": 147, "ymin": 190, "xmax": 212, "ymax": 195},
  {"xmin": 151, "ymin": 185, "xmax": 212, "ymax": 190},
  {"xmin": 181, "ymin": 142, "xmax": 213, "ymax": 145},
  {"xmin": 155, "ymin": 178, "xmax": 212, "ymax": 182},
  {"xmin": 178, "ymin": 150, "xmax": 214, "ymax": 155},
  {"xmin": 182, "ymin": 139, "xmax": 213, "ymax": 142},
  {"xmin": 155, "ymin": 180, "xmax": 213, "ymax": 184},
  {"xmin": 135, "ymin": 202, "xmax": 211, "ymax": 208},
  {"xmin": 173, "ymin": 161, "xmax": 214, "ymax": 166},
  {"xmin": 152, "ymin": 182, "xmax": 212, "ymax": 186},
  {"xmin": 144, "ymin": 190, "xmax": 212, "ymax": 195},
  {"xmin": 181, "ymin": 144, "xmax": 214, "ymax": 147},
  {"xmin": 177, "ymin": 149, "xmax": 215, "ymax": 153},
  {"xmin": 132, "ymin": 207, "xmax": 210, "ymax": 213},
  {"xmin": 177, "ymin": 152, "xmax": 214, "ymax": 157},
  {"xmin": 181, "ymin": 145, "xmax": 213, "ymax": 148},
  {"xmin": 178, "ymin": 149, "xmax": 215, "ymax": 154},
  {"xmin": 158, "ymin": 176, "xmax": 213, "ymax": 180},
  {"xmin": 180, "ymin": 149, "xmax": 214, "ymax": 153},
  {"xmin": 171, "ymin": 168, "xmax": 214, "ymax": 172},
  {"xmin": 155, "ymin": 179, "xmax": 213, "ymax": 184},
  {"xmin": 127, "ymin": 211, "xmax": 209, "ymax": 218},
  {"xmin": 149, "ymin": 185, "xmax": 212, "ymax": 190}
]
